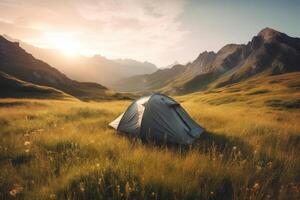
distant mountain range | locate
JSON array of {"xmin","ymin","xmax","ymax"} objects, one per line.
[
  {"xmin": 114, "ymin": 28, "xmax": 300, "ymax": 94},
  {"xmin": 1, "ymin": 27, "xmax": 299, "ymax": 99},
  {"xmin": 3, "ymin": 35, "xmax": 157, "ymax": 87},
  {"xmin": 0, "ymin": 36, "xmax": 111, "ymax": 100}
]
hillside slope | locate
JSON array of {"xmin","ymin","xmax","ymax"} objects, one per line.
[
  {"xmin": 178, "ymin": 72, "xmax": 300, "ymax": 109},
  {"xmin": 0, "ymin": 71, "xmax": 69, "ymax": 99},
  {"xmin": 0, "ymin": 36, "xmax": 110, "ymax": 100},
  {"xmin": 112, "ymin": 64, "xmax": 186, "ymax": 92}
]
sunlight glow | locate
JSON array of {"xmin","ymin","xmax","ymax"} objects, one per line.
[{"xmin": 42, "ymin": 33, "xmax": 81, "ymax": 57}]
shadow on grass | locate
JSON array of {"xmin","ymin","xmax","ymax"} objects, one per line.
[
  {"xmin": 0, "ymin": 101, "xmax": 46, "ymax": 108},
  {"xmin": 0, "ymin": 101, "xmax": 28, "ymax": 107},
  {"xmin": 11, "ymin": 154, "xmax": 33, "ymax": 166},
  {"xmin": 116, "ymin": 130, "xmax": 253, "ymax": 159},
  {"xmin": 193, "ymin": 131, "xmax": 253, "ymax": 155}
]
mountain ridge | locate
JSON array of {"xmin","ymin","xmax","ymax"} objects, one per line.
[
  {"xmin": 2, "ymin": 35, "xmax": 157, "ymax": 86},
  {"xmin": 114, "ymin": 27, "xmax": 300, "ymax": 94},
  {"xmin": 0, "ymin": 35, "xmax": 111, "ymax": 100}
]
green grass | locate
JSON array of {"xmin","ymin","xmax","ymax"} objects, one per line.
[{"xmin": 0, "ymin": 89, "xmax": 299, "ymax": 199}]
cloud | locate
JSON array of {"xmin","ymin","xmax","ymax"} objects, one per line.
[
  {"xmin": 0, "ymin": 0, "xmax": 188, "ymax": 66},
  {"xmin": 75, "ymin": 0, "xmax": 188, "ymax": 64}
]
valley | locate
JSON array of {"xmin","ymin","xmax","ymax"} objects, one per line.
[{"xmin": 0, "ymin": 26, "xmax": 299, "ymax": 199}]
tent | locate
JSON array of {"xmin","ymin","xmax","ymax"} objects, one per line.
[{"xmin": 109, "ymin": 94, "xmax": 204, "ymax": 144}]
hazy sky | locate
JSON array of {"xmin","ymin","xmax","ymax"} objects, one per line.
[{"xmin": 0, "ymin": 0, "xmax": 299, "ymax": 67}]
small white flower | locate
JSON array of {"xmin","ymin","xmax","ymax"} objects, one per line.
[
  {"xmin": 253, "ymin": 183, "xmax": 260, "ymax": 190},
  {"xmin": 49, "ymin": 194, "xmax": 56, "ymax": 199}
]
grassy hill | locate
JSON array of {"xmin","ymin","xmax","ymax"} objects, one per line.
[
  {"xmin": 0, "ymin": 73, "xmax": 299, "ymax": 199},
  {"xmin": 177, "ymin": 72, "xmax": 300, "ymax": 111},
  {"xmin": 0, "ymin": 71, "xmax": 71, "ymax": 99}
]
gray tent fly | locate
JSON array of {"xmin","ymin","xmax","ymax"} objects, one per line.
[{"xmin": 109, "ymin": 94, "xmax": 204, "ymax": 144}]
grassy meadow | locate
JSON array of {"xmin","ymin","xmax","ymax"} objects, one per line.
[{"xmin": 0, "ymin": 73, "xmax": 300, "ymax": 200}]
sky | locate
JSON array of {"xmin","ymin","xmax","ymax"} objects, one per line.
[{"xmin": 0, "ymin": 0, "xmax": 299, "ymax": 67}]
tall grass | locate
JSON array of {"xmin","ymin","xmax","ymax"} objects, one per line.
[{"xmin": 0, "ymin": 97, "xmax": 299, "ymax": 200}]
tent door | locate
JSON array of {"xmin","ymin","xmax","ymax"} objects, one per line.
[{"xmin": 173, "ymin": 106, "xmax": 192, "ymax": 133}]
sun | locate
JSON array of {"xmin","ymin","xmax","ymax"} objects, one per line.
[
  {"xmin": 56, "ymin": 41, "xmax": 79, "ymax": 56},
  {"xmin": 42, "ymin": 33, "xmax": 81, "ymax": 57}
]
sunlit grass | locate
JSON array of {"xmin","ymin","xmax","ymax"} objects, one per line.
[{"xmin": 0, "ymin": 93, "xmax": 299, "ymax": 199}]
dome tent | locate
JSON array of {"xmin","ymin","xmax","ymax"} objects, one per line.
[{"xmin": 109, "ymin": 94, "xmax": 204, "ymax": 144}]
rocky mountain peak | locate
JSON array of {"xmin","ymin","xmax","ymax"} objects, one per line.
[{"xmin": 257, "ymin": 27, "xmax": 285, "ymax": 42}]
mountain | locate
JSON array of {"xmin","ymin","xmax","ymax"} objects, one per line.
[
  {"xmin": 181, "ymin": 28, "xmax": 300, "ymax": 93},
  {"xmin": 115, "ymin": 28, "xmax": 300, "ymax": 94},
  {"xmin": 114, "ymin": 59, "xmax": 157, "ymax": 75},
  {"xmin": 0, "ymin": 36, "xmax": 109, "ymax": 100},
  {"xmin": 0, "ymin": 71, "xmax": 69, "ymax": 99},
  {"xmin": 2, "ymin": 35, "xmax": 157, "ymax": 86},
  {"xmin": 161, "ymin": 61, "xmax": 180, "ymax": 69},
  {"xmin": 113, "ymin": 64, "xmax": 186, "ymax": 92}
]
